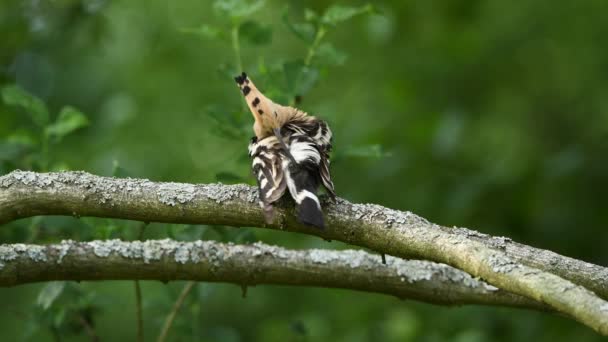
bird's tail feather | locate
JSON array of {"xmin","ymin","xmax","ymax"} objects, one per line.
[
  {"xmin": 284, "ymin": 162, "xmax": 325, "ymax": 229},
  {"xmin": 297, "ymin": 195, "xmax": 325, "ymax": 229}
]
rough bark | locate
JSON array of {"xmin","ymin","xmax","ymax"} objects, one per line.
[
  {"xmin": 0, "ymin": 239, "xmax": 548, "ymax": 310},
  {"xmin": 1, "ymin": 171, "xmax": 607, "ymax": 334}
]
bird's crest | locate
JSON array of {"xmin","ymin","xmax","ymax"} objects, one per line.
[{"xmin": 235, "ymin": 72, "xmax": 310, "ymax": 139}]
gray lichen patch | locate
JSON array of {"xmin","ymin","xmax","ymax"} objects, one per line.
[
  {"xmin": 451, "ymin": 227, "xmax": 489, "ymax": 239},
  {"xmin": 450, "ymin": 226, "xmax": 516, "ymax": 250},
  {"xmin": 337, "ymin": 198, "xmax": 431, "ymax": 230},
  {"xmin": 488, "ymin": 254, "xmax": 520, "ymax": 274},
  {"xmin": 56, "ymin": 240, "xmax": 73, "ymax": 264},
  {"xmin": 174, "ymin": 244, "xmax": 192, "ymax": 264},
  {"xmin": 0, "ymin": 245, "xmax": 19, "ymax": 262},
  {"xmin": 85, "ymin": 239, "xmax": 228, "ymax": 265},
  {"xmin": 157, "ymin": 183, "xmax": 197, "ymax": 206},
  {"xmin": 1, "ymin": 171, "xmax": 156, "ymax": 206},
  {"xmin": 29, "ymin": 246, "xmax": 48, "ymax": 262},
  {"xmin": 202, "ymin": 183, "xmax": 258, "ymax": 204},
  {"xmin": 0, "ymin": 243, "xmax": 47, "ymax": 269},
  {"xmin": 386, "ymin": 257, "xmax": 498, "ymax": 291},
  {"xmin": 335, "ymin": 250, "xmax": 379, "ymax": 269},
  {"xmin": 1, "ymin": 170, "xmax": 55, "ymax": 188},
  {"xmin": 308, "ymin": 249, "xmax": 336, "ymax": 264},
  {"xmin": 301, "ymin": 246, "xmax": 499, "ymax": 292},
  {"xmin": 0, "ymin": 245, "xmax": 19, "ymax": 270},
  {"xmin": 308, "ymin": 249, "xmax": 392, "ymax": 270},
  {"xmin": 247, "ymin": 242, "xmax": 290, "ymax": 259},
  {"xmin": 392, "ymin": 259, "xmax": 436, "ymax": 283}
]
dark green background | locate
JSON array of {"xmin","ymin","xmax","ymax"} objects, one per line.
[{"xmin": 1, "ymin": 0, "xmax": 607, "ymax": 341}]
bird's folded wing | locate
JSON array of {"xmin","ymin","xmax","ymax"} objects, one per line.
[{"xmin": 248, "ymin": 136, "xmax": 287, "ymax": 204}]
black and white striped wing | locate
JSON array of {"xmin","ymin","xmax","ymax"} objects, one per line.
[
  {"xmin": 319, "ymin": 148, "xmax": 335, "ymax": 199},
  {"xmin": 311, "ymin": 121, "xmax": 336, "ymax": 199},
  {"xmin": 248, "ymin": 136, "xmax": 287, "ymax": 223}
]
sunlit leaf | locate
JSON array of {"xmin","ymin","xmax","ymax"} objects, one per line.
[
  {"xmin": 213, "ymin": 0, "xmax": 266, "ymax": 22},
  {"xmin": 49, "ymin": 162, "xmax": 71, "ymax": 171},
  {"xmin": 0, "ymin": 143, "xmax": 23, "ymax": 162},
  {"xmin": 304, "ymin": 8, "xmax": 318, "ymax": 22},
  {"xmin": 217, "ymin": 62, "xmax": 239, "ymax": 81},
  {"xmin": 37, "ymin": 281, "xmax": 66, "ymax": 310},
  {"xmin": 316, "ymin": 43, "xmax": 348, "ymax": 66},
  {"xmin": 283, "ymin": 60, "xmax": 319, "ymax": 96},
  {"xmin": 179, "ymin": 25, "xmax": 225, "ymax": 40},
  {"xmin": 239, "ymin": 21, "xmax": 273, "ymax": 45},
  {"xmin": 53, "ymin": 308, "xmax": 67, "ymax": 328},
  {"xmin": 233, "ymin": 228, "xmax": 257, "ymax": 243},
  {"xmin": 44, "ymin": 106, "xmax": 89, "ymax": 142},
  {"xmin": 341, "ymin": 144, "xmax": 392, "ymax": 159},
  {"xmin": 321, "ymin": 4, "xmax": 375, "ymax": 26},
  {"xmin": 204, "ymin": 104, "xmax": 249, "ymax": 139},
  {"xmin": 23, "ymin": 316, "xmax": 42, "ymax": 340},
  {"xmin": 1, "ymin": 84, "xmax": 49, "ymax": 127},
  {"xmin": 0, "ymin": 131, "xmax": 37, "ymax": 162},
  {"xmin": 173, "ymin": 224, "xmax": 206, "ymax": 241},
  {"xmin": 6, "ymin": 130, "xmax": 37, "ymax": 146},
  {"xmin": 282, "ymin": 7, "xmax": 316, "ymax": 43},
  {"xmin": 112, "ymin": 160, "xmax": 132, "ymax": 178},
  {"xmin": 216, "ymin": 171, "xmax": 247, "ymax": 183}
]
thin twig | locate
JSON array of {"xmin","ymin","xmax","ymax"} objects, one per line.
[
  {"xmin": 77, "ymin": 314, "xmax": 100, "ymax": 342},
  {"xmin": 135, "ymin": 280, "xmax": 144, "ymax": 342},
  {"xmin": 156, "ymin": 281, "xmax": 196, "ymax": 342}
]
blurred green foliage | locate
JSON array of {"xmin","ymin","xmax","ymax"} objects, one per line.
[{"xmin": 1, "ymin": 0, "xmax": 607, "ymax": 340}]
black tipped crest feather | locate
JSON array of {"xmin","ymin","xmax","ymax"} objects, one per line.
[{"xmin": 234, "ymin": 72, "xmax": 247, "ymax": 85}]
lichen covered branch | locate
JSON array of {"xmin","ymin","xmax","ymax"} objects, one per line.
[
  {"xmin": 0, "ymin": 239, "xmax": 548, "ymax": 310},
  {"xmin": 1, "ymin": 171, "xmax": 607, "ymax": 334}
]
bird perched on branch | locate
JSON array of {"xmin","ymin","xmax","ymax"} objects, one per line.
[{"xmin": 235, "ymin": 72, "xmax": 335, "ymax": 229}]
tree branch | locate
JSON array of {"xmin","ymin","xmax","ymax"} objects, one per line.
[
  {"xmin": 1, "ymin": 171, "xmax": 607, "ymax": 334},
  {"xmin": 0, "ymin": 239, "xmax": 548, "ymax": 311}
]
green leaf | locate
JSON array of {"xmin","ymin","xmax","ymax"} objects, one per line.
[
  {"xmin": 213, "ymin": 0, "xmax": 266, "ymax": 22},
  {"xmin": 341, "ymin": 144, "xmax": 392, "ymax": 159},
  {"xmin": 216, "ymin": 171, "xmax": 246, "ymax": 183},
  {"xmin": 204, "ymin": 103, "xmax": 249, "ymax": 139},
  {"xmin": 0, "ymin": 131, "xmax": 37, "ymax": 162},
  {"xmin": 112, "ymin": 160, "xmax": 132, "ymax": 178},
  {"xmin": 49, "ymin": 162, "xmax": 71, "ymax": 171},
  {"xmin": 321, "ymin": 4, "xmax": 374, "ymax": 26},
  {"xmin": 53, "ymin": 308, "xmax": 67, "ymax": 328},
  {"xmin": 233, "ymin": 228, "xmax": 257, "ymax": 243},
  {"xmin": 316, "ymin": 43, "xmax": 348, "ymax": 66},
  {"xmin": 45, "ymin": 106, "xmax": 89, "ymax": 142},
  {"xmin": 166, "ymin": 224, "xmax": 178, "ymax": 239},
  {"xmin": 6, "ymin": 130, "xmax": 38, "ymax": 146},
  {"xmin": 304, "ymin": 8, "xmax": 319, "ymax": 22},
  {"xmin": 282, "ymin": 7, "xmax": 316, "ymax": 43},
  {"xmin": 1, "ymin": 84, "xmax": 49, "ymax": 127},
  {"xmin": 283, "ymin": 60, "xmax": 319, "ymax": 96},
  {"xmin": 179, "ymin": 25, "xmax": 225, "ymax": 40},
  {"xmin": 0, "ymin": 142, "xmax": 24, "ymax": 162},
  {"xmin": 239, "ymin": 21, "xmax": 273, "ymax": 45},
  {"xmin": 37, "ymin": 281, "xmax": 66, "ymax": 310}
]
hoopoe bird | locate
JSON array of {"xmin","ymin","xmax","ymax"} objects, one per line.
[{"xmin": 235, "ymin": 72, "xmax": 336, "ymax": 229}]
